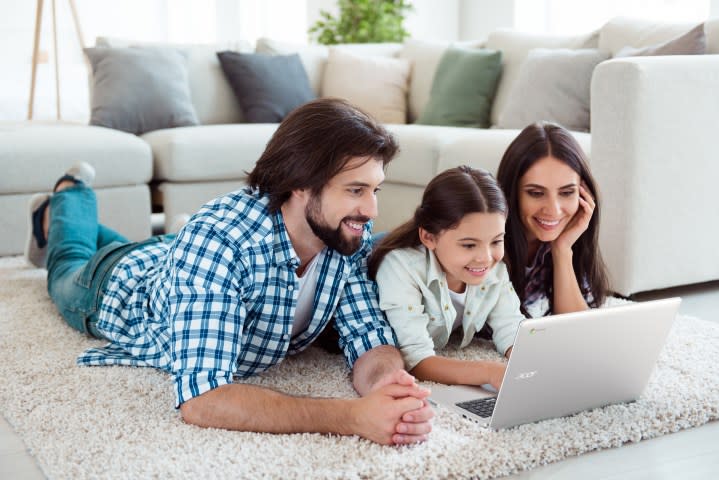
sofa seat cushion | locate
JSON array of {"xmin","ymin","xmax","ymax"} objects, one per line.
[
  {"xmin": 0, "ymin": 122, "xmax": 152, "ymax": 194},
  {"xmin": 383, "ymin": 124, "xmax": 498, "ymax": 187},
  {"xmin": 437, "ymin": 129, "xmax": 591, "ymax": 174},
  {"xmin": 142, "ymin": 124, "xmax": 279, "ymax": 183}
]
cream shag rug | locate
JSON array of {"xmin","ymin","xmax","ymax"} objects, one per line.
[{"xmin": 1, "ymin": 256, "xmax": 718, "ymax": 480}]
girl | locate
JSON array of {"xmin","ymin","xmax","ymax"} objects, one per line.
[
  {"xmin": 496, "ymin": 122, "xmax": 609, "ymax": 317},
  {"xmin": 368, "ymin": 166, "xmax": 524, "ymax": 390}
]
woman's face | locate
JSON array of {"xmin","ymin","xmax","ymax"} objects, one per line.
[
  {"xmin": 518, "ymin": 155, "xmax": 581, "ymax": 244},
  {"xmin": 420, "ymin": 212, "xmax": 506, "ymax": 293}
]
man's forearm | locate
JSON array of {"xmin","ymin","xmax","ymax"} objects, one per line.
[
  {"xmin": 180, "ymin": 383, "xmax": 352, "ymax": 435},
  {"xmin": 351, "ymin": 345, "xmax": 405, "ymax": 396}
]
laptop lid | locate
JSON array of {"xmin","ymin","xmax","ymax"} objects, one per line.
[{"xmin": 429, "ymin": 298, "xmax": 681, "ymax": 429}]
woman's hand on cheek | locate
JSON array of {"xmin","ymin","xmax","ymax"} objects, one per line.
[{"xmin": 553, "ymin": 184, "xmax": 595, "ymax": 253}]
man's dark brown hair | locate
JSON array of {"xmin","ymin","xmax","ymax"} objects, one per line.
[{"xmin": 247, "ymin": 98, "xmax": 399, "ymax": 212}]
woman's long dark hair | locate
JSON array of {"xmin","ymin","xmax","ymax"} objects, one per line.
[
  {"xmin": 368, "ymin": 166, "xmax": 507, "ymax": 279},
  {"xmin": 496, "ymin": 122, "xmax": 609, "ymax": 313}
]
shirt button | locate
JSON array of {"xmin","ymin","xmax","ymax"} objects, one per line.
[
  {"xmin": 444, "ymin": 304, "xmax": 449, "ymax": 311},
  {"xmin": 287, "ymin": 285, "xmax": 294, "ymax": 291},
  {"xmin": 408, "ymin": 305, "xmax": 413, "ymax": 311},
  {"xmin": 282, "ymin": 333, "xmax": 290, "ymax": 340},
  {"xmin": 466, "ymin": 311, "xmax": 471, "ymax": 315},
  {"xmin": 481, "ymin": 286, "xmax": 487, "ymax": 292}
]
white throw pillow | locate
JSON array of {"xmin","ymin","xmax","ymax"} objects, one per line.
[
  {"xmin": 485, "ymin": 30, "xmax": 599, "ymax": 126},
  {"xmin": 497, "ymin": 48, "xmax": 609, "ymax": 132},
  {"xmin": 321, "ymin": 48, "xmax": 410, "ymax": 124}
]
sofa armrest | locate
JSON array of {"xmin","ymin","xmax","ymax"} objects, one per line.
[{"xmin": 590, "ymin": 55, "xmax": 719, "ymax": 295}]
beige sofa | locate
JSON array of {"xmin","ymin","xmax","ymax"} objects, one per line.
[{"xmin": 2, "ymin": 17, "xmax": 718, "ymax": 297}]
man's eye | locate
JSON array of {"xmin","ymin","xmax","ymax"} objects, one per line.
[{"xmin": 348, "ymin": 188, "xmax": 363, "ymax": 195}]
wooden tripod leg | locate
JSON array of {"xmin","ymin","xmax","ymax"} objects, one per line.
[
  {"xmin": 28, "ymin": 0, "xmax": 45, "ymax": 120},
  {"xmin": 51, "ymin": 0, "xmax": 61, "ymax": 120}
]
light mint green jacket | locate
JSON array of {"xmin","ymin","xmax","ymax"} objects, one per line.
[{"xmin": 375, "ymin": 246, "xmax": 524, "ymax": 371}]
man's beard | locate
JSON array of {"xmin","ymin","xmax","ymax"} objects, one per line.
[{"xmin": 305, "ymin": 194, "xmax": 368, "ymax": 256}]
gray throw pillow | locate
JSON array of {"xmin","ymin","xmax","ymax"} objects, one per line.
[
  {"xmin": 497, "ymin": 48, "xmax": 609, "ymax": 132},
  {"xmin": 84, "ymin": 47, "xmax": 199, "ymax": 135},
  {"xmin": 615, "ymin": 23, "xmax": 706, "ymax": 57},
  {"xmin": 217, "ymin": 51, "xmax": 315, "ymax": 123}
]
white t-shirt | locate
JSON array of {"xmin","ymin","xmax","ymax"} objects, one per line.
[
  {"xmin": 448, "ymin": 288, "xmax": 467, "ymax": 332},
  {"xmin": 292, "ymin": 255, "xmax": 321, "ymax": 337}
]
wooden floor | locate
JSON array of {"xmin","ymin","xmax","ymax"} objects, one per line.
[{"xmin": 3, "ymin": 281, "xmax": 718, "ymax": 479}]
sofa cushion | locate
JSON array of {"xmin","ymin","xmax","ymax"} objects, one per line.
[
  {"xmin": 416, "ymin": 47, "xmax": 501, "ymax": 128},
  {"xmin": 0, "ymin": 122, "xmax": 152, "ymax": 194},
  {"xmin": 255, "ymin": 38, "xmax": 402, "ymax": 96},
  {"xmin": 399, "ymin": 39, "xmax": 484, "ymax": 122},
  {"xmin": 382, "ymin": 124, "xmax": 491, "ymax": 187},
  {"xmin": 217, "ymin": 52, "xmax": 315, "ymax": 123},
  {"xmin": 598, "ymin": 17, "xmax": 707, "ymax": 56},
  {"xmin": 437, "ymin": 129, "xmax": 592, "ymax": 174},
  {"xmin": 141, "ymin": 124, "xmax": 279, "ymax": 182},
  {"xmin": 321, "ymin": 48, "xmax": 410, "ymax": 124},
  {"xmin": 485, "ymin": 30, "xmax": 599, "ymax": 126},
  {"xmin": 615, "ymin": 23, "xmax": 706, "ymax": 57},
  {"xmin": 95, "ymin": 37, "xmax": 252, "ymax": 125},
  {"xmin": 85, "ymin": 47, "xmax": 199, "ymax": 135},
  {"xmin": 497, "ymin": 48, "xmax": 609, "ymax": 132}
]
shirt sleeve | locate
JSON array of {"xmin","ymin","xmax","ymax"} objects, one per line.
[
  {"xmin": 487, "ymin": 265, "xmax": 525, "ymax": 356},
  {"xmin": 375, "ymin": 251, "xmax": 437, "ymax": 371},
  {"xmin": 166, "ymin": 225, "xmax": 247, "ymax": 407},
  {"xmin": 332, "ymin": 251, "xmax": 398, "ymax": 370}
]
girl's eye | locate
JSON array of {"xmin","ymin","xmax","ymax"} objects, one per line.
[
  {"xmin": 492, "ymin": 240, "xmax": 504, "ymax": 246},
  {"xmin": 560, "ymin": 190, "xmax": 576, "ymax": 197},
  {"xmin": 461, "ymin": 244, "xmax": 475, "ymax": 249},
  {"xmin": 527, "ymin": 191, "xmax": 542, "ymax": 198}
]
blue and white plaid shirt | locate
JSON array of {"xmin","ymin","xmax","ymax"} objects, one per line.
[{"xmin": 78, "ymin": 188, "xmax": 397, "ymax": 406}]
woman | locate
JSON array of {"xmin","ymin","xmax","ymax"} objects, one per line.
[
  {"xmin": 369, "ymin": 166, "xmax": 524, "ymax": 390},
  {"xmin": 496, "ymin": 122, "xmax": 609, "ymax": 317}
]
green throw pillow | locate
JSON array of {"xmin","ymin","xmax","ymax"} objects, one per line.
[{"xmin": 416, "ymin": 47, "xmax": 502, "ymax": 128}]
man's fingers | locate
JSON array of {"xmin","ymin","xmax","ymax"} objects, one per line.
[
  {"xmin": 380, "ymin": 383, "xmax": 430, "ymax": 400},
  {"xmin": 401, "ymin": 400, "xmax": 434, "ymax": 423}
]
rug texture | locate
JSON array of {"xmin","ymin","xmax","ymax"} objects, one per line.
[{"xmin": 1, "ymin": 256, "xmax": 718, "ymax": 479}]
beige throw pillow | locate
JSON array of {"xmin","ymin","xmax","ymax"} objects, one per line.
[{"xmin": 321, "ymin": 48, "xmax": 410, "ymax": 124}]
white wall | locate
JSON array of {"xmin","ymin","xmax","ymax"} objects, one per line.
[{"xmin": 459, "ymin": 0, "xmax": 514, "ymax": 41}]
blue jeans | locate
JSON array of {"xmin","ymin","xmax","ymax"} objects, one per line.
[{"xmin": 46, "ymin": 185, "xmax": 170, "ymax": 338}]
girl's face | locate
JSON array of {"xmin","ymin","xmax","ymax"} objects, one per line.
[
  {"xmin": 518, "ymin": 155, "xmax": 581, "ymax": 244},
  {"xmin": 420, "ymin": 212, "xmax": 506, "ymax": 293}
]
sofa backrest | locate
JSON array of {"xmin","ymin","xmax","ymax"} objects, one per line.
[
  {"xmin": 95, "ymin": 37, "xmax": 253, "ymax": 125},
  {"xmin": 598, "ymin": 16, "xmax": 719, "ymax": 55}
]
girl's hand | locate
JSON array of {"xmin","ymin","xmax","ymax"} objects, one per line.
[
  {"xmin": 486, "ymin": 361, "xmax": 507, "ymax": 391},
  {"xmin": 553, "ymin": 183, "xmax": 595, "ymax": 252}
]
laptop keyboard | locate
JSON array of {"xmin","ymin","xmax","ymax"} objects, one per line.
[{"xmin": 455, "ymin": 397, "xmax": 497, "ymax": 418}]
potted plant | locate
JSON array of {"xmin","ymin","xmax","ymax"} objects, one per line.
[{"xmin": 309, "ymin": 0, "xmax": 413, "ymax": 44}]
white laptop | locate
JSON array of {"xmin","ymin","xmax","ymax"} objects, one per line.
[{"xmin": 428, "ymin": 297, "xmax": 681, "ymax": 429}]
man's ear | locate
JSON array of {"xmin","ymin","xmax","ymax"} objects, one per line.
[
  {"xmin": 418, "ymin": 227, "xmax": 436, "ymax": 250},
  {"xmin": 292, "ymin": 188, "xmax": 311, "ymax": 203}
]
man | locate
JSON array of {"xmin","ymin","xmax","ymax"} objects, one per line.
[{"xmin": 26, "ymin": 98, "xmax": 433, "ymax": 445}]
